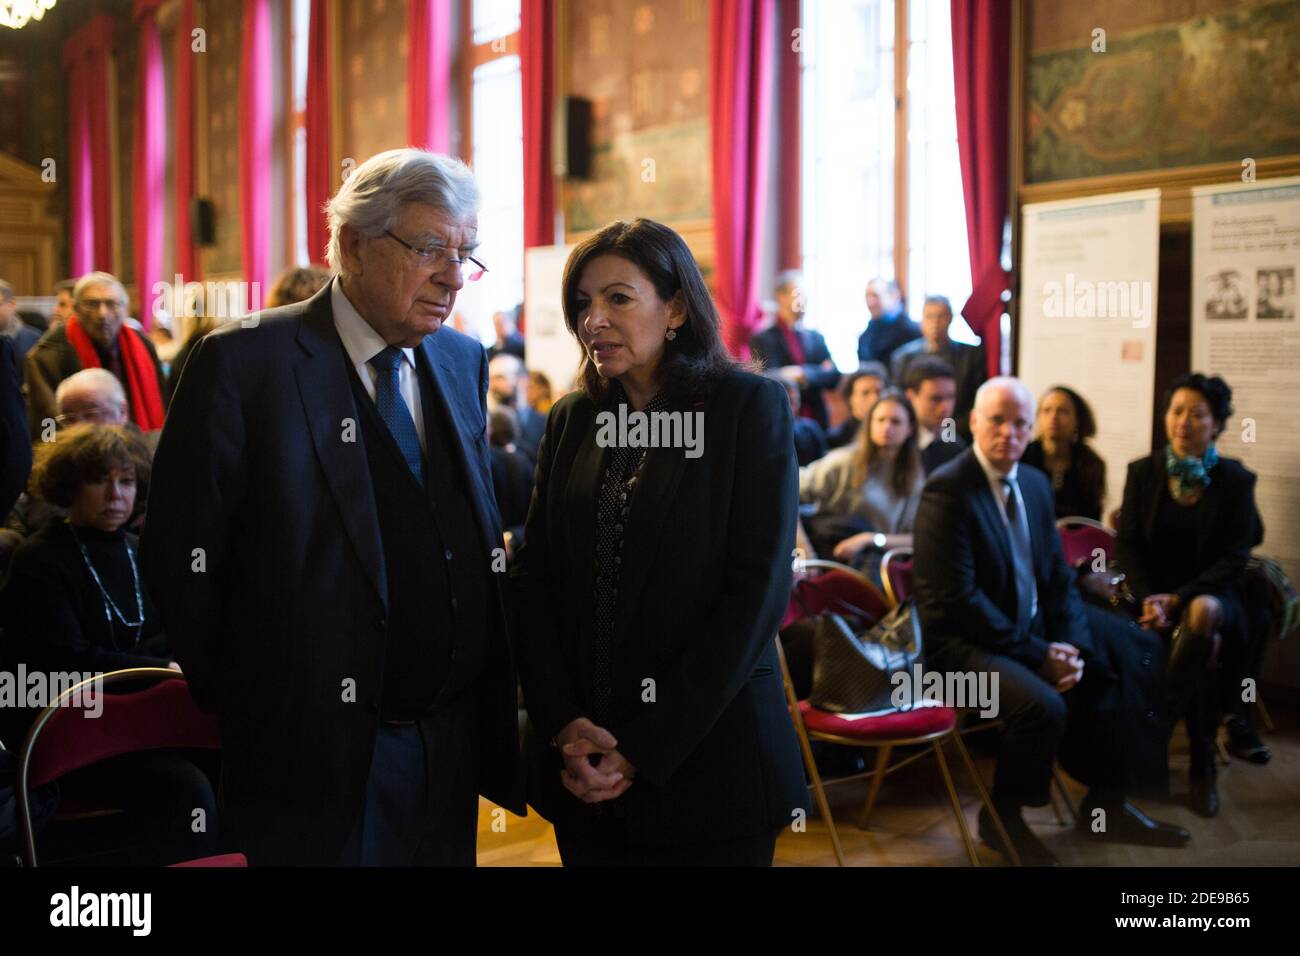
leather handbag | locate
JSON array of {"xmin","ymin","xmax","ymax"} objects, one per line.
[{"xmin": 808, "ymin": 601, "xmax": 923, "ymax": 716}]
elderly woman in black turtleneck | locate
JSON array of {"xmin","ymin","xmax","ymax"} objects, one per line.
[{"xmin": 1, "ymin": 423, "xmax": 216, "ymax": 865}]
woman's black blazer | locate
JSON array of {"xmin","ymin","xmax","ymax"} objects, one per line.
[
  {"xmin": 1115, "ymin": 451, "xmax": 1263, "ymax": 606},
  {"xmin": 509, "ymin": 368, "xmax": 807, "ymax": 844}
]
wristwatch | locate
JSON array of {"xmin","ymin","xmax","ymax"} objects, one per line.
[{"xmin": 872, "ymin": 532, "xmax": 887, "ymax": 550}]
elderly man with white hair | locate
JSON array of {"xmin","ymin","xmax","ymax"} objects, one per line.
[
  {"xmin": 142, "ymin": 148, "xmax": 523, "ymax": 866},
  {"xmin": 24, "ymin": 271, "xmax": 167, "ymax": 440},
  {"xmin": 913, "ymin": 376, "xmax": 1187, "ymax": 865}
]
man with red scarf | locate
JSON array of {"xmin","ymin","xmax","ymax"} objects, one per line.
[{"xmin": 24, "ymin": 272, "xmax": 166, "ymax": 439}]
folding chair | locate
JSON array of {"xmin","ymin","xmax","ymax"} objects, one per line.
[
  {"xmin": 778, "ymin": 560, "xmax": 1019, "ymax": 867},
  {"xmin": 1056, "ymin": 515, "xmax": 1116, "ymax": 570},
  {"xmin": 16, "ymin": 667, "xmax": 236, "ymax": 867}
]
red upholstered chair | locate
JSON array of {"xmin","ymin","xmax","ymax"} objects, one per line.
[
  {"xmin": 169, "ymin": 853, "xmax": 248, "ymax": 867},
  {"xmin": 16, "ymin": 668, "xmax": 226, "ymax": 867},
  {"xmin": 1056, "ymin": 516, "xmax": 1117, "ymax": 570},
  {"xmin": 777, "ymin": 562, "xmax": 1020, "ymax": 867},
  {"xmin": 783, "ymin": 558, "xmax": 891, "ymax": 630}
]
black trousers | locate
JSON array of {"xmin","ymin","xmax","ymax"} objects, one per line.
[
  {"xmin": 555, "ymin": 822, "xmax": 779, "ymax": 867},
  {"xmin": 929, "ymin": 605, "xmax": 1169, "ymax": 807},
  {"xmin": 336, "ymin": 693, "xmax": 479, "ymax": 867}
]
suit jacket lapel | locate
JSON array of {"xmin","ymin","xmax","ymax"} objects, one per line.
[
  {"xmin": 293, "ymin": 296, "xmax": 387, "ymax": 607},
  {"xmin": 965, "ymin": 452, "xmax": 1013, "ymax": 571},
  {"xmin": 420, "ymin": 335, "xmax": 500, "ymax": 557}
]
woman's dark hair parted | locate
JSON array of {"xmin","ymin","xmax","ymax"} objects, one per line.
[
  {"xmin": 1166, "ymin": 372, "xmax": 1234, "ymax": 436},
  {"xmin": 29, "ymin": 423, "xmax": 152, "ymax": 509},
  {"xmin": 561, "ymin": 218, "xmax": 733, "ymax": 401}
]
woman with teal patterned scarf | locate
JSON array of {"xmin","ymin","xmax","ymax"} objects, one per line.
[{"xmin": 1116, "ymin": 373, "xmax": 1264, "ymax": 819}]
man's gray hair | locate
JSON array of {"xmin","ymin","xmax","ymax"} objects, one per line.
[
  {"xmin": 774, "ymin": 270, "xmax": 801, "ymax": 293},
  {"xmin": 73, "ymin": 271, "xmax": 128, "ymax": 305},
  {"xmin": 56, "ymin": 367, "xmax": 126, "ymax": 409},
  {"xmin": 326, "ymin": 149, "xmax": 480, "ymax": 277}
]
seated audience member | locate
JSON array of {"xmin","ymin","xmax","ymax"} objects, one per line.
[
  {"xmin": 857, "ymin": 277, "xmax": 921, "ymax": 368},
  {"xmin": 24, "ymin": 272, "xmax": 166, "ymax": 439},
  {"xmin": 825, "ymin": 362, "xmax": 887, "ymax": 450},
  {"xmin": 487, "ymin": 306, "xmax": 526, "ymax": 361},
  {"xmin": 771, "ymin": 373, "xmax": 827, "ymax": 466},
  {"xmin": 0, "ymin": 424, "xmax": 217, "ymax": 865},
  {"xmin": 49, "ymin": 279, "xmax": 77, "ymax": 330},
  {"xmin": 904, "ymin": 358, "xmax": 967, "ymax": 474},
  {"xmin": 1022, "ymin": 385, "xmax": 1106, "ymax": 521},
  {"xmin": 913, "ymin": 377, "xmax": 1188, "ymax": 866},
  {"xmin": 3, "ymin": 369, "xmax": 156, "ymax": 568},
  {"xmin": 265, "ymin": 264, "xmax": 331, "ymax": 309},
  {"xmin": 1116, "ymin": 373, "xmax": 1264, "ymax": 817},
  {"xmin": 1, "ymin": 278, "xmax": 43, "ymax": 370},
  {"xmin": 891, "ymin": 294, "xmax": 986, "ymax": 436},
  {"xmin": 1, "ymin": 337, "xmax": 30, "ymax": 520},
  {"xmin": 749, "ymin": 271, "xmax": 841, "ymax": 428},
  {"xmin": 488, "ymin": 407, "xmax": 533, "ymax": 557},
  {"xmin": 800, "ymin": 388, "xmax": 922, "ymax": 585},
  {"xmin": 488, "ymin": 353, "xmax": 545, "ymax": 463},
  {"xmin": 526, "ymin": 368, "xmax": 554, "ymax": 415}
]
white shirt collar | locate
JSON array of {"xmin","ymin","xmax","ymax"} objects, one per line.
[{"xmin": 330, "ymin": 277, "xmax": 417, "ymax": 371}]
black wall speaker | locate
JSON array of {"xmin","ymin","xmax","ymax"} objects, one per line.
[
  {"xmin": 190, "ymin": 198, "xmax": 216, "ymax": 247},
  {"xmin": 553, "ymin": 96, "xmax": 594, "ymax": 180}
]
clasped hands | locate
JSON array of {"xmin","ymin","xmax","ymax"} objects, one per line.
[
  {"xmin": 1138, "ymin": 593, "xmax": 1178, "ymax": 632},
  {"xmin": 1038, "ymin": 641, "xmax": 1083, "ymax": 692},
  {"xmin": 555, "ymin": 717, "xmax": 636, "ymax": 804}
]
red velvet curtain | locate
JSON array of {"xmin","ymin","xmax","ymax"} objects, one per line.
[
  {"xmin": 305, "ymin": 0, "xmax": 332, "ymax": 265},
  {"xmin": 133, "ymin": 0, "xmax": 166, "ymax": 328},
  {"xmin": 951, "ymin": 0, "xmax": 1011, "ymax": 377},
  {"xmin": 710, "ymin": 0, "xmax": 775, "ymax": 359},
  {"xmin": 63, "ymin": 15, "xmax": 116, "ymax": 276},
  {"xmin": 407, "ymin": 0, "xmax": 453, "ymax": 153},
  {"xmin": 521, "ymin": 0, "xmax": 555, "ymax": 251},
  {"xmin": 776, "ymin": 0, "xmax": 801, "ymax": 270},
  {"xmin": 175, "ymin": 0, "xmax": 199, "ymax": 282},
  {"xmin": 240, "ymin": 0, "xmax": 272, "ymax": 309}
]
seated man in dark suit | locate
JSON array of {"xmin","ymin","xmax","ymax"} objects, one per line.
[
  {"xmin": 913, "ymin": 377, "xmax": 1187, "ymax": 865},
  {"xmin": 749, "ymin": 271, "xmax": 840, "ymax": 429},
  {"xmin": 904, "ymin": 357, "xmax": 966, "ymax": 475}
]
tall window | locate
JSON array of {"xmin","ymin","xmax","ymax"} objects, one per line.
[
  {"xmin": 801, "ymin": 0, "xmax": 974, "ymax": 370},
  {"xmin": 456, "ymin": 0, "xmax": 524, "ymax": 341}
]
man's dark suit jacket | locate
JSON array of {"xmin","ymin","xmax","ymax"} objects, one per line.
[
  {"xmin": 0, "ymin": 336, "xmax": 31, "ymax": 518},
  {"xmin": 1116, "ymin": 452, "xmax": 1263, "ymax": 607},
  {"xmin": 921, "ymin": 433, "xmax": 966, "ymax": 475},
  {"xmin": 140, "ymin": 284, "xmax": 523, "ymax": 864},
  {"xmin": 749, "ymin": 323, "xmax": 840, "ymax": 428},
  {"xmin": 510, "ymin": 369, "xmax": 806, "ymax": 846},
  {"xmin": 856, "ymin": 310, "xmax": 922, "ymax": 367},
  {"xmin": 515, "ymin": 403, "xmax": 546, "ymax": 464},
  {"xmin": 24, "ymin": 323, "xmax": 166, "ymax": 439},
  {"xmin": 913, "ymin": 448, "xmax": 1091, "ymax": 671}
]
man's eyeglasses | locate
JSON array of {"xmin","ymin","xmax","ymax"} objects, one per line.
[{"xmin": 383, "ymin": 231, "xmax": 488, "ymax": 282}]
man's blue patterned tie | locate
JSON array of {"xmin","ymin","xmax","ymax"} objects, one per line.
[{"xmin": 369, "ymin": 346, "xmax": 424, "ymax": 486}]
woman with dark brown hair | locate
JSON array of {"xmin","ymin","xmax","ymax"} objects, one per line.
[
  {"xmin": 1, "ymin": 424, "xmax": 167, "ymax": 674},
  {"xmin": 0, "ymin": 424, "xmax": 217, "ymax": 864},
  {"xmin": 509, "ymin": 218, "xmax": 804, "ymax": 866},
  {"xmin": 799, "ymin": 388, "xmax": 924, "ymax": 584},
  {"xmin": 1022, "ymin": 385, "xmax": 1107, "ymax": 521}
]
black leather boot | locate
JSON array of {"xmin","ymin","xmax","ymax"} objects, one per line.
[
  {"xmin": 1164, "ymin": 624, "xmax": 1213, "ymax": 723},
  {"xmin": 1186, "ymin": 689, "xmax": 1220, "ymax": 818}
]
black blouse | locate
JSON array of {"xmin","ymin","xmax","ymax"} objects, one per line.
[
  {"xmin": 1, "ymin": 520, "xmax": 170, "ymax": 674},
  {"xmin": 1022, "ymin": 439, "xmax": 1103, "ymax": 520},
  {"xmin": 590, "ymin": 385, "xmax": 670, "ymax": 726}
]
